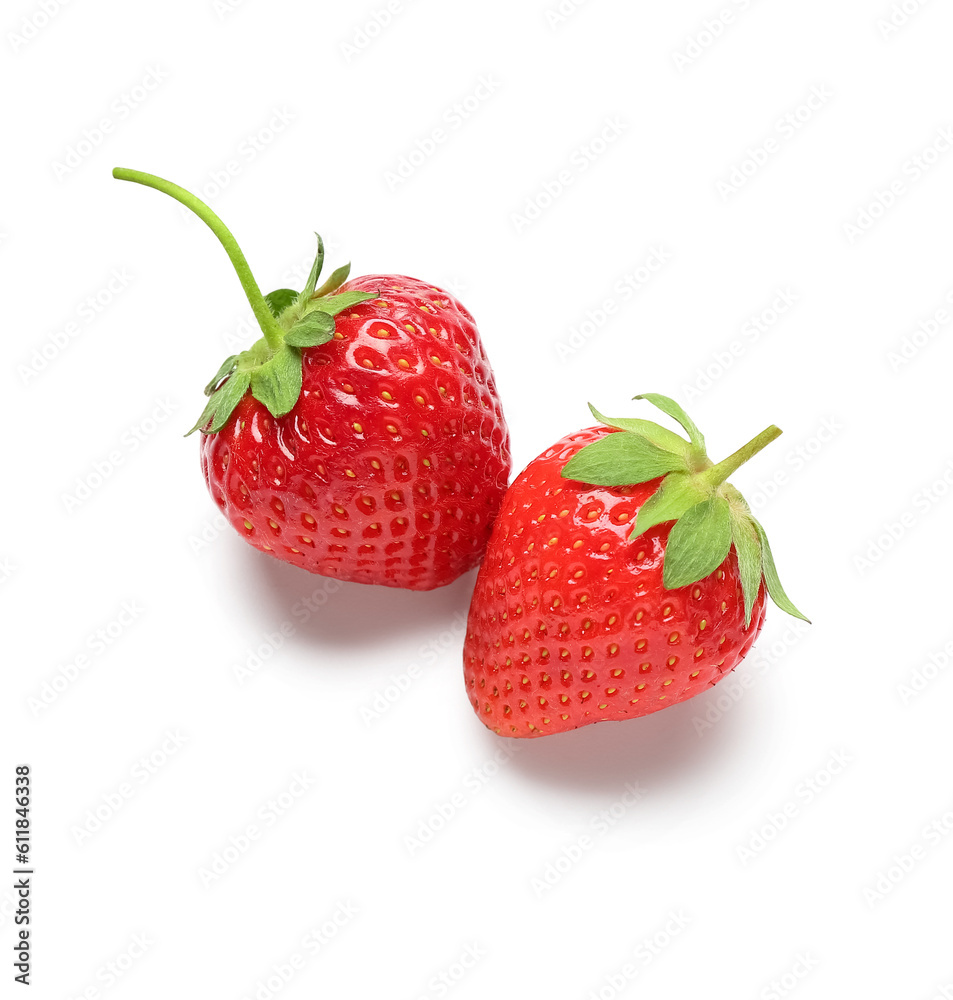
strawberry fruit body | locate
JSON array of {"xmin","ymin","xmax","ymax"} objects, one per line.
[
  {"xmin": 463, "ymin": 395, "xmax": 807, "ymax": 737},
  {"xmin": 114, "ymin": 168, "xmax": 510, "ymax": 590}
]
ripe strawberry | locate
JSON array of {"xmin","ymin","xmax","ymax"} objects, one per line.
[
  {"xmin": 114, "ymin": 168, "xmax": 510, "ymax": 589},
  {"xmin": 463, "ymin": 394, "xmax": 807, "ymax": 737}
]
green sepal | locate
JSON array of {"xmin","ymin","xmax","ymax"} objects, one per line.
[
  {"xmin": 249, "ymin": 343, "xmax": 302, "ymax": 418},
  {"xmin": 309, "ymin": 289, "xmax": 378, "ymax": 317},
  {"xmin": 203, "ymin": 354, "xmax": 239, "ymax": 396},
  {"xmin": 562, "ymin": 430, "xmax": 688, "ymax": 486},
  {"xmin": 193, "ymin": 245, "xmax": 372, "ymax": 431},
  {"xmin": 588, "ymin": 404, "xmax": 693, "ymax": 462},
  {"xmin": 286, "ymin": 311, "xmax": 335, "ymax": 347},
  {"xmin": 629, "ymin": 472, "xmax": 707, "ymax": 539},
  {"xmin": 561, "ymin": 393, "xmax": 809, "ymax": 624},
  {"xmin": 186, "ymin": 370, "xmax": 251, "ymax": 436},
  {"xmin": 753, "ymin": 519, "xmax": 810, "ymax": 622},
  {"xmin": 634, "ymin": 393, "xmax": 706, "ymax": 453},
  {"xmin": 731, "ymin": 515, "xmax": 763, "ymax": 627},
  {"xmin": 313, "ymin": 262, "xmax": 351, "ymax": 298},
  {"xmin": 264, "ymin": 288, "xmax": 298, "ymax": 319},
  {"xmin": 299, "ymin": 234, "xmax": 325, "ymax": 300},
  {"xmin": 662, "ymin": 496, "xmax": 732, "ymax": 590}
]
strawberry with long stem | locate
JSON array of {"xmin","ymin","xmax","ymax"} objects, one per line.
[{"xmin": 114, "ymin": 168, "xmax": 511, "ymax": 590}]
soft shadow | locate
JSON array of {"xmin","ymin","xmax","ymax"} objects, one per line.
[
  {"xmin": 493, "ymin": 689, "xmax": 746, "ymax": 799},
  {"xmin": 245, "ymin": 547, "xmax": 478, "ymax": 652}
]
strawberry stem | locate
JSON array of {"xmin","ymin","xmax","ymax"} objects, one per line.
[
  {"xmin": 112, "ymin": 167, "xmax": 285, "ymax": 351},
  {"xmin": 704, "ymin": 425, "xmax": 782, "ymax": 488}
]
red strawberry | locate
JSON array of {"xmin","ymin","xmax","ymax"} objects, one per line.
[
  {"xmin": 463, "ymin": 394, "xmax": 807, "ymax": 737},
  {"xmin": 114, "ymin": 168, "xmax": 510, "ymax": 589}
]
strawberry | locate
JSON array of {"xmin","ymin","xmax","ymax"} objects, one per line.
[
  {"xmin": 114, "ymin": 168, "xmax": 510, "ymax": 590},
  {"xmin": 463, "ymin": 394, "xmax": 807, "ymax": 737}
]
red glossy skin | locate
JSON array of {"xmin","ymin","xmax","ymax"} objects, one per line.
[
  {"xmin": 201, "ymin": 275, "xmax": 511, "ymax": 590},
  {"xmin": 463, "ymin": 427, "xmax": 766, "ymax": 737}
]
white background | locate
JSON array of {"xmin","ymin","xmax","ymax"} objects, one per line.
[{"xmin": 3, "ymin": 0, "xmax": 953, "ymax": 997}]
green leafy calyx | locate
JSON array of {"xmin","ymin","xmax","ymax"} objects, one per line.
[
  {"xmin": 561, "ymin": 393, "xmax": 808, "ymax": 625},
  {"xmin": 112, "ymin": 168, "xmax": 379, "ymax": 435}
]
